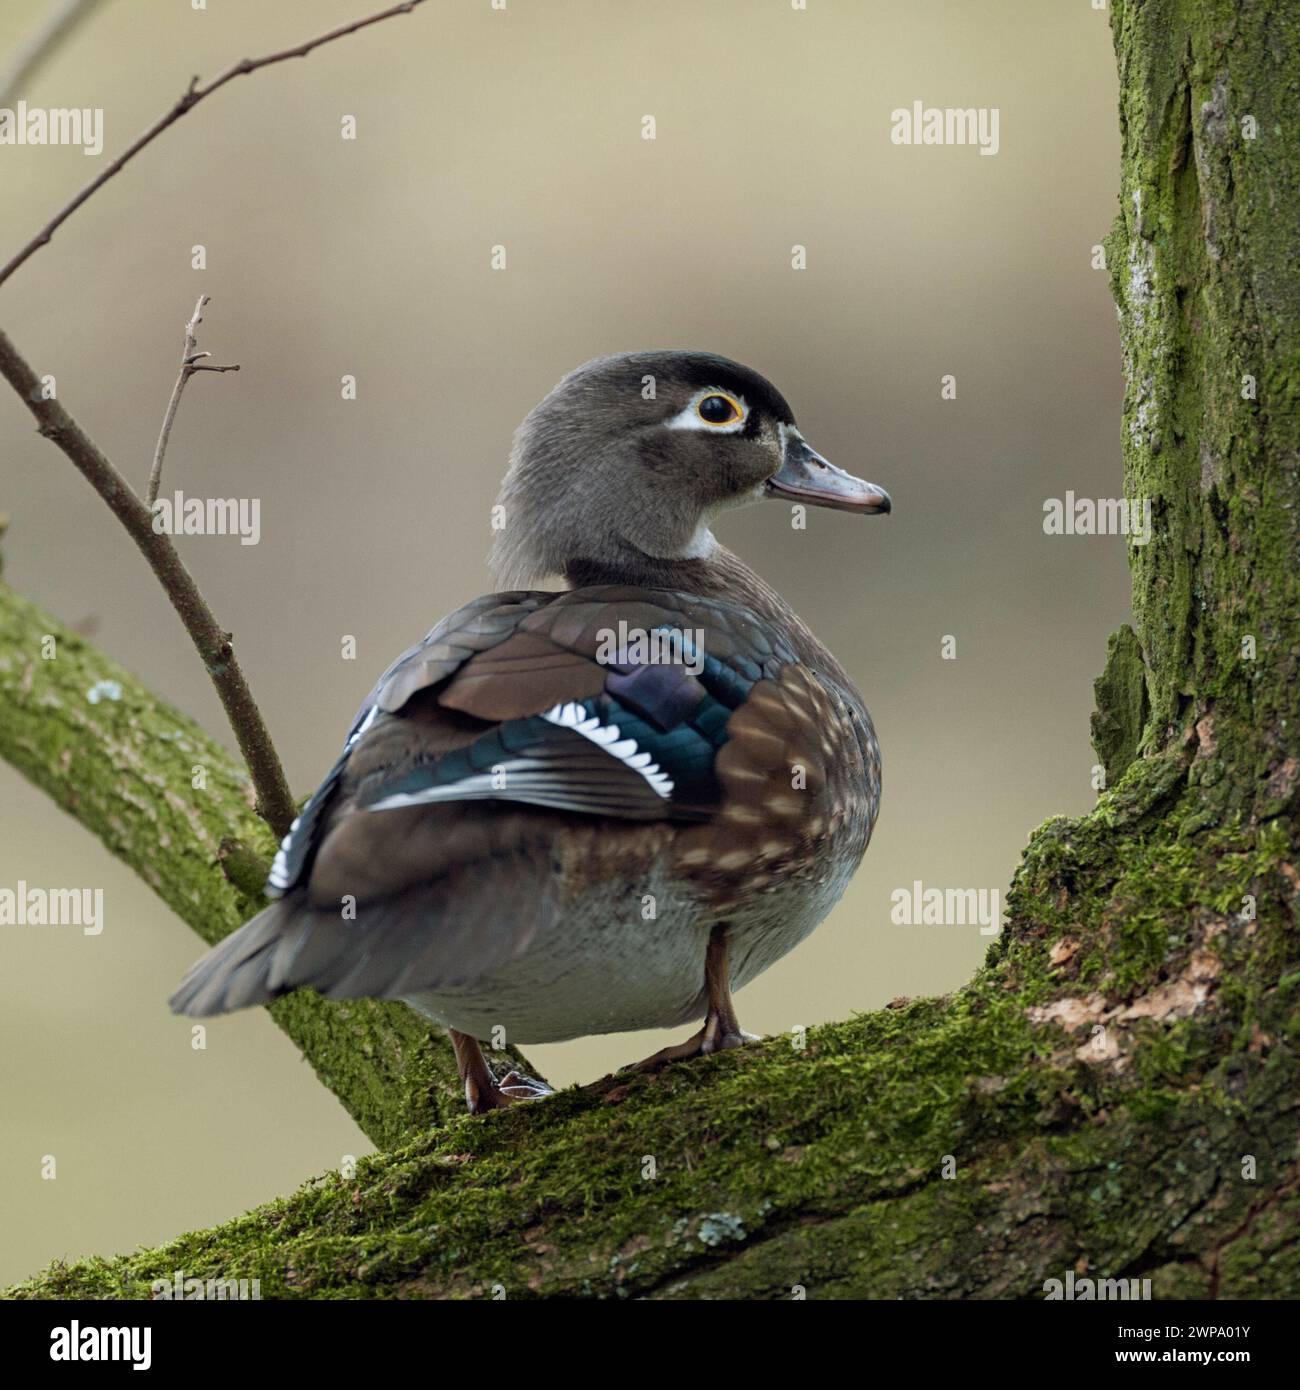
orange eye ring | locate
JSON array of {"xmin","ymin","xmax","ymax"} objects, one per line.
[{"xmin": 696, "ymin": 392, "xmax": 742, "ymax": 426}]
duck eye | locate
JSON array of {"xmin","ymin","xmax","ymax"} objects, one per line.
[{"xmin": 697, "ymin": 393, "xmax": 740, "ymax": 425}]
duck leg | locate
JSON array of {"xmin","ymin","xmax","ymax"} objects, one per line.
[
  {"xmin": 630, "ymin": 923, "xmax": 759, "ymax": 1072},
  {"xmin": 448, "ymin": 1028, "xmax": 551, "ymax": 1114}
]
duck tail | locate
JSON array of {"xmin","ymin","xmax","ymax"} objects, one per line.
[{"xmin": 168, "ymin": 900, "xmax": 299, "ymax": 1017}]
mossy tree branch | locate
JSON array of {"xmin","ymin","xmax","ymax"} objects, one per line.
[
  {"xmin": 5, "ymin": 750, "xmax": 1298, "ymax": 1299},
  {"xmin": 0, "ymin": 582, "xmax": 486, "ymax": 1148}
]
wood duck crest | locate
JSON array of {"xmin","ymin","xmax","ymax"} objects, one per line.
[{"xmin": 171, "ymin": 350, "xmax": 891, "ymax": 1113}]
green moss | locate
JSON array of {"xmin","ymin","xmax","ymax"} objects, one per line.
[{"xmin": 1092, "ymin": 625, "xmax": 1151, "ymax": 782}]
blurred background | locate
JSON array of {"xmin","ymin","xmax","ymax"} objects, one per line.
[{"xmin": 0, "ymin": 0, "xmax": 1126, "ymax": 1285}]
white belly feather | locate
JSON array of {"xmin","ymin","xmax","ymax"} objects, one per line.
[{"xmin": 402, "ymin": 856, "xmax": 855, "ymax": 1044}]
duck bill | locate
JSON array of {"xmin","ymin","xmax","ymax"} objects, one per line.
[{"xmin": 766, "ymin": 434, "xmax": 891, "ymax": 514}]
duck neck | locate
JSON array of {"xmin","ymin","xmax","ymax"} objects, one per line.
[{"xmin": 563, "ymin": 542, "xmax": 860, "ymax": 699}]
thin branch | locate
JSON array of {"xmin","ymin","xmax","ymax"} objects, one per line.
[
  {"xmin": 0, "ymin": 0, "xmax": 101, "ymax": 109},
  {"xmin": 0, "ymin": 324, "xmax": 296, "ymax": 841},
  {"xmin": 0, "ymin": 0, "xmax": 427, "ymax": 291},
  {"xmin": 147, "ymin": 295, "xmax": 239, "ymax": 506}
]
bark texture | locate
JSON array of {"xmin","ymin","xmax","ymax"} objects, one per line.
[{"xmin": 3, "ymin": 0, "xmax": 1298, "ymax": 1298}]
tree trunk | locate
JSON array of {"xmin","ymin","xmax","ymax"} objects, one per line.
[{"xmin": 4, "ymin": 0, "xmax": 1298, "ymax": 1298}]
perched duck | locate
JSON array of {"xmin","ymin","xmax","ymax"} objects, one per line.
[{"xmin": 171, "ymin": 351, "xmax": 889, "ymax": 1112}]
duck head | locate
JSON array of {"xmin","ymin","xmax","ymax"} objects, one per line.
[{"xmin": 489, "ymin": 350, "xmax": 891, "ymax": 588}]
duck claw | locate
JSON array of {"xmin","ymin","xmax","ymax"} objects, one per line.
[
  {"xmin": 699, "ymin": 1028, "xmax": 761, "ymax": 1055},
  {"xmin": 497, "ymin": 1069, "xmax": 552, "ymax": 1102},
  {"xmin": 627, "ymin": 1025, "xmax": 759, "ymax": 1073},
  {"xmin": 465, "ymin": 1067, "xmax": 551, "ymax": 1113}
]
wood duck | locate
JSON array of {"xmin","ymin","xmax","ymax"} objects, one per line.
[{"xmin": 171, "ymin": 352, "xmax": 889, "ymax": 1112}]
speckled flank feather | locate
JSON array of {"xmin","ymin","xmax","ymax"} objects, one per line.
[{"xmin": 674, "ymin": 663, "xmax": 879, "ymax": 909}]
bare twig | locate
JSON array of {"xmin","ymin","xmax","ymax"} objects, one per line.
[
  {"xmin": 0, "ymin": 0, "xmax": 427, "ymax": 291},
  {"xmin": 0, "ymin": 0, "xmax": 101, "ymax": 109},
  {"xmin": 147, "ymin": 295, "xmax": 239, "ymax": 506},
  {"xmin": 0, "ymin": 325, "xmax": 297, "ymax": 840}
]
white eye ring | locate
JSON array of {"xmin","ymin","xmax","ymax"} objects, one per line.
[{"xmin": 663, "ymin": 387, "xmax": 749, "ymax": 434}]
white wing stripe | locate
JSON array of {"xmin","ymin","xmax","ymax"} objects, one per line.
[{"xmin": 541, "ymin": 703, "xmax": 674, "ymax": 798}]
